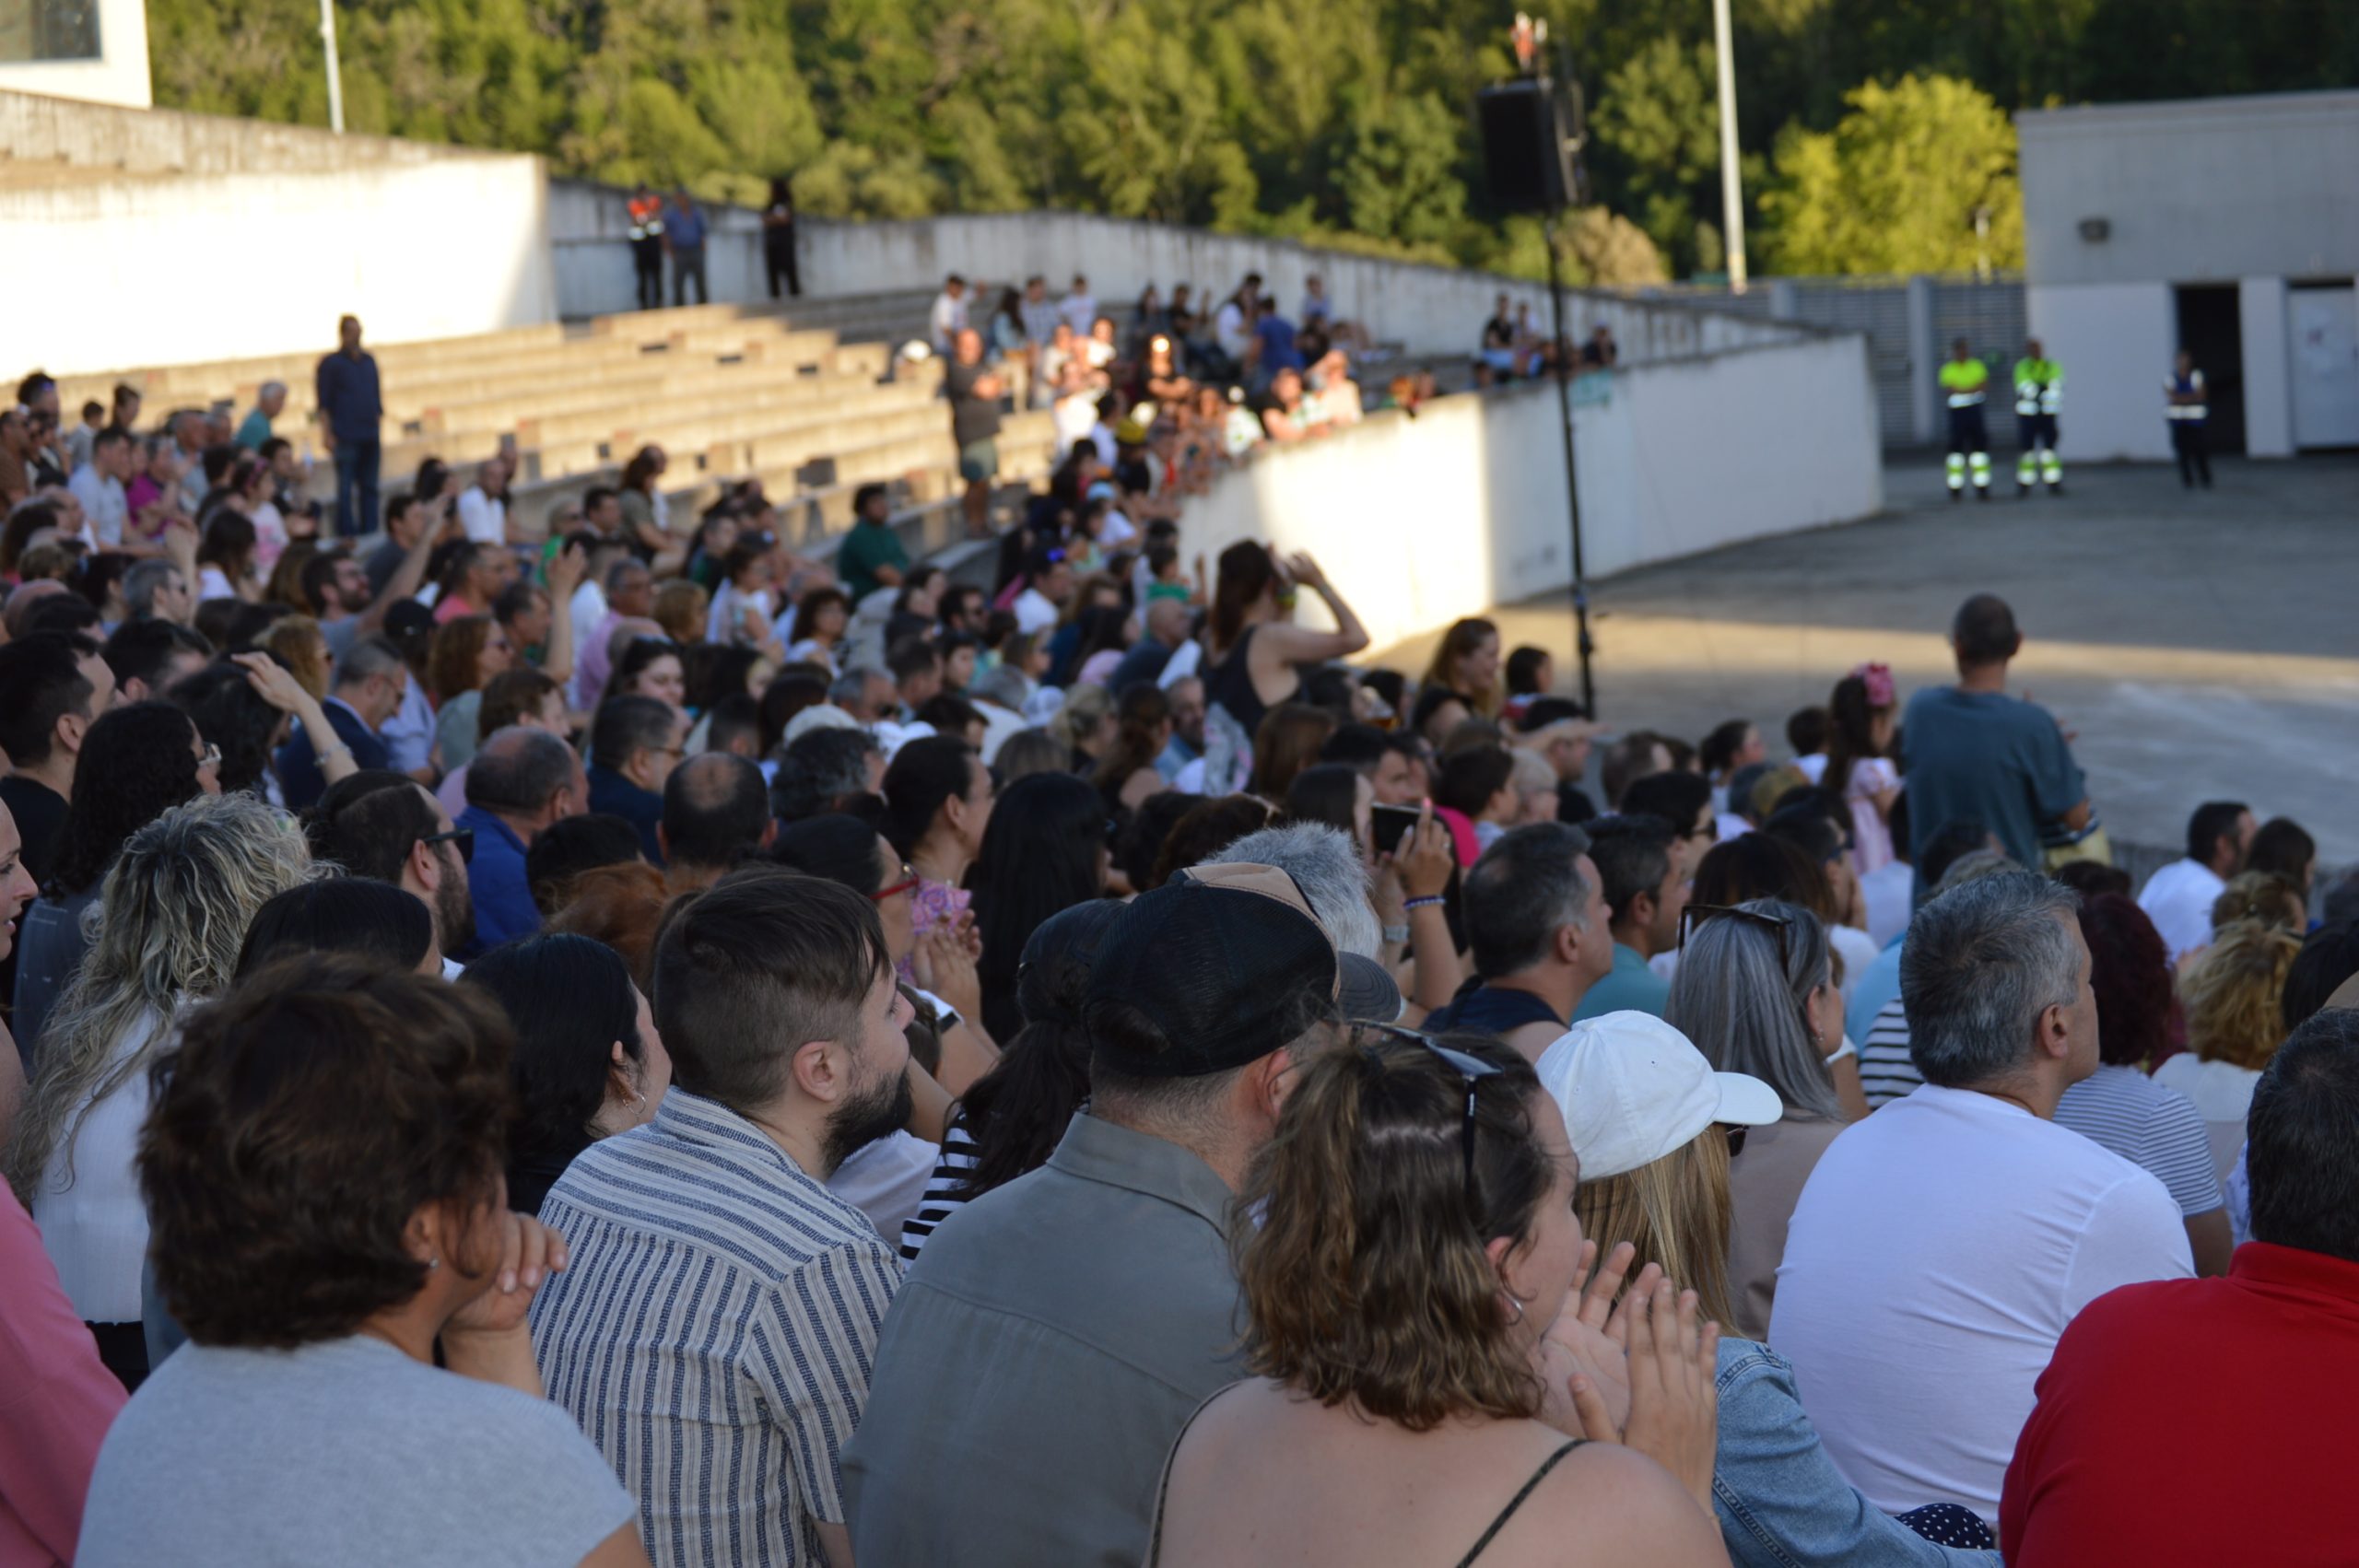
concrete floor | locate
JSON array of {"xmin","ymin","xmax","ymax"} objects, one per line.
[{"xmin": 1376, "ymin": 454, "xmax": 2359, "ymax": 863}]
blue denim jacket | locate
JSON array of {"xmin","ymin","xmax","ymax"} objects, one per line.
[{"xmin": 1713, "ymin": 1339, "xmax": 2002, "ymax": 1568}]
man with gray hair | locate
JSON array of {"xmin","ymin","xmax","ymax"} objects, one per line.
[
  {"xmin": 830, "ymin": 665, "xmax": 896, "ymax": 724},
  {"xmin": 771, "ymin": 725, "xmax": 884, "ymax": 824},
  {"xmin": 1770, "ymin": 870, "xmax": 2191, "ymax": 1525},
  {"xmin": 122, "ymin": 557, "xmax": 194, "ymax": 626},
  {"xmin": 1421, "ymin": 821, "xmax": 1611, "ymax": 1060},
  {"xmin": 273, "ymin": 635, "xmax": 406, "ymax": 812},
  {"xmin": 234, "ymin": 381, "xmax": 287, "ymax": 450},
  {"xmin": 1204, "ymin": 822, "xmax": 1402, "ymax": 1023}
]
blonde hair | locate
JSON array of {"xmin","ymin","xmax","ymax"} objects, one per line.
[
  {"xmin": 6, "ymin": 793, "xmax": 317, "ymax": 1202},
  {"xmin": 2182, "ymin": 919, "xmax": 2301, "ymax": 1071},
  {"xmin": 1571, "ymin": 1129, "xmax": 1738, "ymax": 1328},
  {"xmin": 1047, "ymin": 683, "xmax": 1113, "ymax": 755},
  {"xmin": 652, "ymin": 579, "xmax": 709, "ymax": 647},
  {"xmin": 255, "ymin": 614, "xmax": 330, "ymax": 701},
  {"xmin": 2209, "ymin": 872, "xmax": 2306, "ymax": 938}
]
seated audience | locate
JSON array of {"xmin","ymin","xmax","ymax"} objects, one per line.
[
  {"xmin": 2001, "ymin": 1008, "xmax": 2359, "ymax": 1567},
  {"xmin": 460, "ymin": 727, "xmax": 585, "ymax": 955},
  {"xmin": 2050, "ymin": 893, "xmax": 2232, "ymax": 1275},
  {"xmin": 1666, "ymin": 898, "xmax": 1849, "ymax": 1337},
  {"xmin": 305, "ymin": 769, "xmax": 476, "ymax": 974},
  {"xmin": 1570, "ymin": 813, "xmax": 1684, "ymax": 1020},
  {"xmin": 75, "ymin": 956, "xmax": 646, "ymax": 1568},
  {"xmin": 586, "ymin": 695, "xmax": 687, "ymax": 865},
  {"xmin": 2136, "ymin": 799, "xmax": 2255, "ymax": 963},
  {"xmin": 233, "ymin": 877, "xmax": 436, "ymax": 978},
  {"xmin": 462, "ymin": 933, "xmax": 669, "ymax": 1216},
  {"xmin": 1422, "ymin": 824, "xmax": 1609, "ymax": 1058},
  {"xmin": 1535, "ymin": 1012, "xmax": 2004, "ymax": 1566},
  {"xmin": 1153, "ymin": 1028, "xmax": 1726, "ymax": 1568},
  {"xmin": 2153, "ymin": 914, "xmax": 2302, "ymax": 1177},
  {"xmin": 657, "ymin": 751, "xmax": 772, "ymax": 889},
  {"xmin": 532, "ymin": 871, "xmax": 910, "ymax": 1568},
  {"xmin": 1772, "ymin": 872, "xmax": 2192, "ymax": 1523},
  {"xmin": 969, "ymin": 771, "xmax": 1109, "ymax": 1041}
]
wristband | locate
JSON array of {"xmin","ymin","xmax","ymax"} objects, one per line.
[
  {"xmin": 1402, "ymin": 895, "xmax": 1445, "ymax": 911},
  {"xmin": 1381, "ymin": 924, "xmax": 1411, "ymax": 945}
]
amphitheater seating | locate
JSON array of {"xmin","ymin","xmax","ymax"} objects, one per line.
[{"xmin": 49, "ymin": 290, "xmax": 1058, "ymax": 556}]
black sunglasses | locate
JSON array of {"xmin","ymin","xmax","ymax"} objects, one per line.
[
  {"xmin": 420, "ymin": 826, "xmax": 475, "ymax": 866},
  {"xmin": 1365, "ymin": 1024, "xmax": 1505, "ymax": 1199},
  {"xmin": 1680, "ymin": 901, "xmax": 1792, "ymax": 970}
]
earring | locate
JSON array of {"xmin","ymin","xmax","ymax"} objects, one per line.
[
  {"xmin": 427, "ymin": 1256, "xmax": 440, "ymax": 1271},
  {"xmin": 1499, "ymin": 1291, "xmax": 1524, "ymax": 1327}
]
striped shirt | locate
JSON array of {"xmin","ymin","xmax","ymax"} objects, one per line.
[
  {"xmin": 898, "ymin": 1113, "xmax": 980, "ymax": 1259},
  {"xmin": 1859, "ymin": 995, "xmax": 1926, "ymax": 1107},
  {"xmin": 2053, "ymin": 1063, "xmax": 2224, "ymax": 1218},
  {"xmin": 529, "ymin": 1090, "xmax": 901, "ymax": 1568}
]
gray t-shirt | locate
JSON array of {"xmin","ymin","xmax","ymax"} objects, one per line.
[{"xmin": 77, "ymin": 1333, "xmax": 637, "ymax": 1568}]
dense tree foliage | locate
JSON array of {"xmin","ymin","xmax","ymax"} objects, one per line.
[{"xmin": 147, "ymin": 0, "xmax": 2354, "ymax": 281}]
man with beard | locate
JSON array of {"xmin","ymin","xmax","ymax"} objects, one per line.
[
  {"xmin": 530, "ymin": 869, "xmax": 913, "ymax": 1568},
  {"xmin": 303, "ymin": 771, "xmax": 477, "ymax": 976}
]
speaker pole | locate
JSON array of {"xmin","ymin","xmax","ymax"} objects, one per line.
[{"xmin": 1542, "ymin": 194, "xmax": 1597, "ymax": 720}]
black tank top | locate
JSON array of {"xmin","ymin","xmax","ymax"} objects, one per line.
[{"xmin": 1205, "ymin": 625, "xmax": 1273, "ymax": 736}]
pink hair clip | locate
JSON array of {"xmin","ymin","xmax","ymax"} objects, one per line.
[{"xmin": 1852, "ymin": 661, "xmax": 1895, "ymax": 708}]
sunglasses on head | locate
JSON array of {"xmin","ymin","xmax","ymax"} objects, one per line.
[
  {"xmin": 1362, "ymin": 1024, "xmax": 1505, "ymax": 1201},
  {"xmin": 1679, "ymin": 901, "xmax": 1793, "ymax": 971}
]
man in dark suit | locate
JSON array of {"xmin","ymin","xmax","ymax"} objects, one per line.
[{"xmin": 274, "ymin": 637, "xmax": 406, "ymax": 812}]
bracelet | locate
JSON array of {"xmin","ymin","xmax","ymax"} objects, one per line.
[
  {"xmin": 1381, "ymin": 924, "xmax": 1411, "ymax": 944},
  {"xmin": 1402, "ymin": 895, "xmax": 1446, "ymax": 911}
]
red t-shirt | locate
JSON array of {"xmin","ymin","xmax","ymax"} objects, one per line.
[{"xmin": 2001, "ymin": 1242, "xmax": 2359, "ymax": 1565}]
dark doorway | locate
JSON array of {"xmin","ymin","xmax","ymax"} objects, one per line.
[{"xmin": 2175, "ymin": 284, "xmax": 2245, "ymax": 455}]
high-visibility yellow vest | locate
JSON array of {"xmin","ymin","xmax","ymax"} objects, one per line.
[
  {"xmin": 2013, "ymin": 357, "xmax": 2061, "ymax": 416},
  {"xmin": 1939, "ymin": 358, "xmax": 1989, "ymax": 408}
]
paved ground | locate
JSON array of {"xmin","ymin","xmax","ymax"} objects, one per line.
[{"xmin": 1376, "ymin": 455, "xmax": 2359, "ymax": 863}]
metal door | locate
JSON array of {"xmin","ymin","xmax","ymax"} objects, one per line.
[{"xmin": 2289, "ymin": 283, "xmax": 2359, "ymax": 451}]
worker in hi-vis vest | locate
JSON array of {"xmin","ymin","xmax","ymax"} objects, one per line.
[
  {"xmin": 2165, "ymin": 349, "xmax": 2212, "ymax": 490},
  {"xmin": 2012, "ymin": 337, "xmax": 2063, "ymax": 496},
  {"xmin": 626, "ymin": 184, "xmax": 666, "ymax": 312},
  {"xmin": 1938, "ymin": 338, "xmax": 1992, "ymax": 502}
]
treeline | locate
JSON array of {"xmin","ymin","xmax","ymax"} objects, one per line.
[{"xmin": 148, "ymin": 0, "xmax": 2353, "ymax": 283}]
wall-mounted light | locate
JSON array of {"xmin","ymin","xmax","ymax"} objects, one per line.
[{"xmin": 2078, "ymin": 217, "xmax": 2110, "ymax": 243}]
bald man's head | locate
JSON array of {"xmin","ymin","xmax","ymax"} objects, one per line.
[{"xmin": 662, "ymin": 751, "xmax": 772, "ymax": 871}]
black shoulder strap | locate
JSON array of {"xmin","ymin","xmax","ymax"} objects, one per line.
[{"xmin": 1455, "ymin": 1440, "xmax": 1586, "ymax": 1567}]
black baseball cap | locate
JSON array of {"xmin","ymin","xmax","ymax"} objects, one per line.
[{"xmin": 1085, "ymin": 862, "xmax": 1398, "ymax": 1079}]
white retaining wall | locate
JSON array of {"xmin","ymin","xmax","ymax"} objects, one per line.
[
  {"xmin": 1177, "ymin": 332, "xmax": 1884, "ymax": 651},
  {"xmin": 549, "ymin": 185, "xmax": 1810, "ymax": 365}
]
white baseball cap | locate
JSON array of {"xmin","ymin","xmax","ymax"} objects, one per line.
[{"xmin": 1535, "ymin": 1012, "xmax": 1783, "ymax": 1180}]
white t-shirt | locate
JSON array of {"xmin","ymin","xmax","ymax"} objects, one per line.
[
  {"xmin": 1769, "ymin": 1082, "xmax": 2192, "ymax": 1522},
  {"xmin": 455, "ymin": 486, "xmax": 506, "ymax": 546},
  {"xmin": 35, "ymin": 1011, "xmax": 166, "ymax": 1323},
  {"xmin": 827, "ymin": 1129, "xmax": 942, "ymax": 1244},
  {"xmin": 929, "ymin": 291, "xmax": 968, "ymax": 352},
  {"xmin": 69, "ymin": 466, "xmax": 128, "ymax": 547},
  {"xmin": 2150, "ymin": 1052, "xmax": 2261, "ymax": 1179},
  {"xmin": 2136, "ymin": 858, "xmax": 2226, "ymax": 963},
  {"xmin": 1795, "ymin": 753, "xmax": 1828, "ymax": 784}
]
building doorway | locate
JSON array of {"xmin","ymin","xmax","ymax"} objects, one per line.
[
  {"xmin": 2289, "ymin": 282, "xmax": 2359, "ymax": 451},
  {"xmin": 2175, "ymin": 284, "xmax": 2245, "ymax": 455}
]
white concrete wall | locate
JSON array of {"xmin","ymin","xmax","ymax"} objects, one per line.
[
  {"xmin": 0, "ymin": 0, "xmax": 150, "ymax": 109},
  {"xmin": 2018, "ymin": 91, "xmax": 2359, "ymax": 287},
  {"xmin": 548, "ymin": 184, "xmax": 1808, "ymax": 365},
  {"xmin": 0, "ymin": 93, "xmax": 557, "ymax": 376},
  {"xmin": 2027, "ymin": 281, "xmax": 2177, "ymax": 462},
  {"xmin": 1175, "ymin": 333, "xmax": 1883, "ymax": 652},
  {"xmin": 2240, "ymin": 276, "xmax": 2294, "ymax": 458},
  {"xmin": 4, "ymin": 160, "xmax": 557, "ymax": 375}
]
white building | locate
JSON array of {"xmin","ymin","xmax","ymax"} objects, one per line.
[
  {"xmin": 2016, "ymin": 90, "xmax": 2359, "ymax": 462},
  {"xmin": 0, "ymin": 0, "xmax": 150, "ymax": 108}
]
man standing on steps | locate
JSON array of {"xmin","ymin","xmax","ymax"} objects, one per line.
[
  {"xmin": 315, "ymin": 315, "xmax": 382, "ymax": 541},
  {"xmin": 1939, "ymin": 337, "xmax": 1992, "ymax": 503},
  {"xmin": 664, "ymin": 188, "xmax": 709, "ymax": 308},
  {"xmin": 945, "ymin": 328, "xmax": 1005, "ymax": 542},
  {"xmin": 626, "ymin": 184, "xmax": 665, "ymax": 311},
  {"xmin": 2012, "ymin": 337, "xmax": 2064, "ymax": 497}
]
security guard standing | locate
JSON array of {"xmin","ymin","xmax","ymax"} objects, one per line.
[
  {"xmin": 2012, "ymin": 337, "xmax": 2063, "ymax": 496},
  {"xmin": 626, "ymin": 184, "xmax": 666, "ymax": 312},
  {"xmin": 2165, "ymin": 350, "xmax": 2212, "ymax": 489},
  {"xmin": 1938, "ymin": 337, "xmax": 1992, "ymax": 502}
]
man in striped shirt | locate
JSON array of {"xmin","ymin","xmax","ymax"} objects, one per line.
[{"xmin": 530, "ymin": 869, "xmax": 915, "ymax": 1568}]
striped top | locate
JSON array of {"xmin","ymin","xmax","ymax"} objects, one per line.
[
  {"xmin": 1858, "ymin": 995, "xmax": 1926, "ymax": 1108},
  {"xmin": 898, "ymin": 1112, "xmax": 981, "ymax": 1260},
  {"xmin": 529, "ymin": 1090, "xmax": 902, "ymax": 1568},
  {"xmin": 2053, "ymin": 1063, "xmax": 2224, "ymax": 1218}
]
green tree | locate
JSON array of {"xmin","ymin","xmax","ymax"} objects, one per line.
[
  {"xmin": 1591, "ymin": 35, "xmax": 1722, "ymax": 276},
  {"xmin": 1756, "ymin": 73, "xmax": 2023, "ymax": 275}
]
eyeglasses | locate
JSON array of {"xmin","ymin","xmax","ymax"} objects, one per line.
[
  {"xmin": 1365, "ymin": 1024, "xmax": 1504, "ymax": 1200},
  {"xmin": 1686, "ymin": 819, "xmax": 1719, "ymax": 843},
  {"xmin": 870, "ymin": 863, "xmax": 920, "ymax": 902},
  {"xmin": 1679, "ymin": 901, "xmax": 1792, "ymax": 971},
  {"xmin": 420, "ymin": 826, "xmax": 475, "ymax": 866},
  {"xmin": 1723, "ymin": 1124, "xmax": 1749, "ymax": 1159},
  {"xmin": 196, "ymin": 743, "xmax": 221, "ymax": 771}
]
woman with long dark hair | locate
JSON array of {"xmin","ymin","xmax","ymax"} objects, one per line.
[
  {"xmin": 1201, "ymin": 543, "xmax": 1367, "ymax": 791},
  {"xmin": 968, "ymin": 771, "xmax": 1108, "ymax": 1041},
  {"xmin": 460, "ymin": 933, "xmax": 670, "ymax": 1216},
  {"xmin": 898, "ymin": 898, "xmax": 1123, "ymax": 1259},
  {"xmin": 1418, "ymin": 616, "xmax": 1504, "ymax": 720},
  {"xmin": 1821, "ymin": 662, "xmax": 1900, "ymax": 875},
  {"xmin": 12, "ymin": 704, "xmax": 220, "ymax": 1056},
  {"xmin": 1091, "ymin": 682, "xmax": 1170, "ymax": 814}
]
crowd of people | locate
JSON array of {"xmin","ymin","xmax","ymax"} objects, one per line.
[{"xmin": 6, "ymin": 322, "xmax": 2358, "ymax": 1568}]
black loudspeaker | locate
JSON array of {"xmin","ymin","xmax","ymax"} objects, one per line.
[{"xmin": 1478, "ymin": 79, "xmax": 1572, "ymax": 212}]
